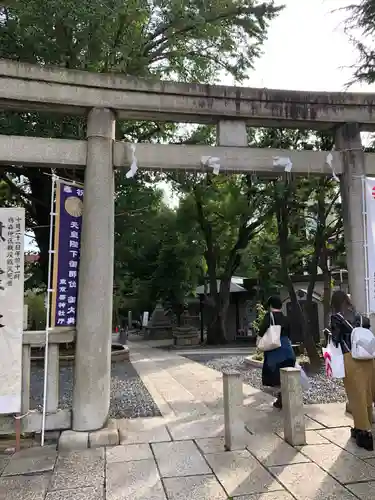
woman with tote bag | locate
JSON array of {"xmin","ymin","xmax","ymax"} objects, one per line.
[
  {"xmin": 258, "ymin": 296, "xmax": 296, "ymax": 409},
  {"xmin": 330, "ymin": 291, "xmax": 374, "ymax": 451}
]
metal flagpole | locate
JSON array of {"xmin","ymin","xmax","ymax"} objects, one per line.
[
  {"xmin": 41, "ymin": 174, "xmax": 57, "ymax": 446},
  {"xmin": 361, "ymin": 175, "xmax": 371, "ymax": 317}
]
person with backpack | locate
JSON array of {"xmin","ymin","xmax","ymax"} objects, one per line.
[{"xmin": 330, "ymin": 290, "xmax": 374, "ymax": 451}]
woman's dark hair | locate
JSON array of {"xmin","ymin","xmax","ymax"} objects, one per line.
[
  {"xmin": 267, "ymin": 295, "xmax": 282, "ymax": 310},
  {"xmin": 331, "ymin": 290, "xmax": 353, "ymax": 315}
]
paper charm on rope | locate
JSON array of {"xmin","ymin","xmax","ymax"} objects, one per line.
[
  {"xmin": 126, "ymin": 144, "xmax": 138, "ymax": 178},
  {"xmin": 201, "ymin": 156, "xmax": 221, "ymax": 175},
  {"xmin": 326, "ymin": 152, "xmax": 340, "ymax": 182},
  {"xmin": 273, "ymin": 156, "xmax": 293, "ymax": 172}
]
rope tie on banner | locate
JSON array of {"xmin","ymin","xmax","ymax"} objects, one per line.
[
  {"xmin": 126, "ymin": 144, "xmax": 138, "ymax": 178},
  {"xmin": 201, "ymin": 156, "xmax": 221, "ymax": 175}
]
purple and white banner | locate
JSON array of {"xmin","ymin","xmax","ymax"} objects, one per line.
[{"xmin": 52, "ymin": 181, "xmax": 84, "ymax": 327}]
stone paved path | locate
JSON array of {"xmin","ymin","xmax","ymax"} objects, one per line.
[{"xmin": 2, "ymin": 341, "xmax": 375, "ymax": 499}]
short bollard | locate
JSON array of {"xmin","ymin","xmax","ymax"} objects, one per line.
[
  {"xmin": 223, "ymin": 371, "xmax": 245, "ymax": 451},
  {"xmin": 280, "ymin": 367, "xmax": 306, "ymax": 446}
]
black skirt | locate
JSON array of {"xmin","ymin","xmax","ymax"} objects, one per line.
[{"xmin": 262, "ymin": 356, "xmax": 296, "ymax": 387}]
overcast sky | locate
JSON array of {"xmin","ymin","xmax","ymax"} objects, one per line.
[{"xmin": 231, "ymin": 0, "xmax": 371, "ymax": 92}]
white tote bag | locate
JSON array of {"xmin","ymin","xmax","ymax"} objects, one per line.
[
  {"xmin": 323, "ymin": 340, "xmax": 345, "ymax": 379},
  {"xmin": 257, "ymin": 312, "xmax": 281, "ymax": 352}
]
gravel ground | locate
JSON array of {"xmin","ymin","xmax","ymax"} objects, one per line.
[
  {"xmin": 183, "ymin": 354, "xmax": 347, "ymax": 405},
  {"xmin": 30, "ymin": 361, "xmax": 161, "ymax": 419}
]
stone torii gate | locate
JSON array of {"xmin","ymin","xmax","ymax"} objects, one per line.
[{"xmin": 0, "ymin": 59, "xmax": 374, "ymax": 433}]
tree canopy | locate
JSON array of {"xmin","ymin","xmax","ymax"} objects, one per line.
[{"xmin": 344, "ymin": 0, "xmax": 375, "ymax": 84}]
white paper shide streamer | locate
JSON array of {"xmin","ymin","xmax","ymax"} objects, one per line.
[
  {"xmin": 273, "ymin": 156, "xmax": 293, "ymax": 172},
  {"xmin": 201, "ymin": 156, "xmax": 221, "ymax": 175},
  {"xmin": 126, "ymin": 144, "xmax": 138, "ymax": 178},
  {"xmin": 326, "ymin": 152, "xmax": 340, "ymax": 182}
]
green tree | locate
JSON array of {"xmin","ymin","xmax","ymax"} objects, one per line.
[
  {"xmin": 114, "ymin": 171, "xmax": 202, "ymax": 320},
  {"xmin": 249, "ymin": 128, "xmax": 342, "ymax": 364},
  {"xmin": 344, "ymin": 0, "xmax": 375, "ymax": 84},
  {"xmin": 172, "ymin": 168, "xmax": 274, "ymax": 344},
  {"xmin": 0, "ymin": 0, "xmax": 282, "ymax": 280}
]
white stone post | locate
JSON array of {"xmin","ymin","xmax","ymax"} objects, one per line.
[
  {"xmin": 128, "ymin": 310, "xmax": 132, "ymax": 329},
  {"xmin": 72, "ymin": 107, "xmax": 115, "ymax": 431},
  {"xmin": 223, "ymin": 371, "xmax": 245, "ymax": 451},
  {"xmin": 336, "ymin": 123, "xmax": 367, "ymax": 313},
  {"xmin": 280, "ymin": 367, "xmax": 306, "ymax": 446}
]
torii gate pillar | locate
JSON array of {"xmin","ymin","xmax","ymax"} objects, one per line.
[
  {"xmin": 72, "ymin": 108, "xmax": 115, "ymax": 431},
  {"xmin": 336, "ymin": 123, "xmax": 368, "ymax": 314}
]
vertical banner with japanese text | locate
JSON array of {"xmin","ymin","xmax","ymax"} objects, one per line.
[
  {"xmin": 0, "ymin": 208, "xmax": 25, "ymax": 414},
  {"xmin": 365, "ymin": 177, "xmax": 375, "ymax": 313},
  {"xmin": 51, "ymin": 181, "xmax": 84, "ymax": 327}
]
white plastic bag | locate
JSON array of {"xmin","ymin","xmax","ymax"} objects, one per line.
[
  {"xmin": 295, "ymin": 362, "xmax": 310, "ymax": 391},
  {"xmin": 323, "ymin": 341, "xmax": 345, "ymax": 379},
  {"xmin": 351, "ymin": 325, "xmax": 375, "ymax": 360},
  {"xmin": 256, "ymin": 312, "xmax": 281, "ymax": 352}
]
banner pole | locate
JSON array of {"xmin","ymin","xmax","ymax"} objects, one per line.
[
  {"xmin": 41, "ymin": 174, "xmax": 57, "ymax": 446},
  {"xmin": 361, "ymin": 175, "xmax": 370, "ymax": 317}
]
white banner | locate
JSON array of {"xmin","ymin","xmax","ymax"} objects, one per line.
[
  {"xmin": 365, "ymin": 178, "xmax": 375, "ymax": 313},
  {"xmin": 0, "ymin": 208, "xmax": 25, "ymax": 414}
]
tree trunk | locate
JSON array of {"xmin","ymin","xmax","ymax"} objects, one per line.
[
  {"xmin": 321, "ymin": 247, "xmax": 332, "ymax": 329},
  {"xmin": 275, "ymin": 177, "xmax": 321, "ymax": 367},
  {"xmin": 206, "ymin": 277, "xmax": 230, "ymax": 345}
]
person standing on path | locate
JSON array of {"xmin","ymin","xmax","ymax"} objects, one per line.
[
  {"xmin": 258, "ymin": 295, "xmax": 296, "ymax": 409},
  {"xmin": 330, "ymin": 290, "xmax": 374, "ymax": 451}
]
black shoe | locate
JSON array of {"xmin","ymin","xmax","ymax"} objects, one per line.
[
  {"xmin": 356, "ymin": 430, "xmax": 374, "ymax": 451},
  {"xmin": 273, "ymin": 397, "xmax": 282, "ymax": 409},
  {"xmin": 350, "ymin": 428, "xmax": 359, "ymax": 439}
]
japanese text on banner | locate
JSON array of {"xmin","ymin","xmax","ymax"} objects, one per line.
[
  {"xmin": 0, "ymin": 208, "xmax": 25, "ymax": 414},
  {"xmin": 52, "ymin": 182, "xmax": 84, "ymax": 327}
]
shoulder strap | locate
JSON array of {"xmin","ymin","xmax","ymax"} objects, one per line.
[
  {"xmin": 336, "ymin": 313, "xmax": 354, "ymax": 331},
  {"xmin": 269, "ymin": 311, "xmax": 275, "ymax": 325}
]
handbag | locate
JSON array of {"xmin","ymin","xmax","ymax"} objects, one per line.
[
  {"xmin": 257, "ymin": 312, "xmax": 281, "ymax": 352},
  {"xmin": 323, "ymin": 340, "xmax": 345, "ymax": 379}
]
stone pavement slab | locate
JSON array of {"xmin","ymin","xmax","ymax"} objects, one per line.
[
  {"xmin": 45, "ymin": 486, "xmax": 104, "ymax": 500},
  {"xmin": 106, "ymin": 444, "xmax": 153, "ymax": 463},
  {"xmin": 49, "ymin": 448, "xmax": 104, "ymax": 491},
  {"xmin": 2, "ymin": 452, "xmax": 56, "ymax": 476},
  {"xmin": 245, "ymin": 433, "xmax": 310, "ymax": 467},
  {"xmin": 163, "ymin": 475, "xmax": 227, "ymax": 500},
  {"xmin": 167, "ymin": 414, "xmax": 224, "ymax": 440},
  {"xmin": 298, "ymin": 443, "xmax": 375, "ymax": 484},
  {"xmin": 277, "ymin": 430, "xmax": 330, "ymax": 445},
  {"xmin": 0, "ymin": 473, "xmax": 51, "ymax": 500},
  {"xmin": 233, "ymin": 494, "xmax": 294, "ymax": 500},
  {"xmin": 269, "ymin": 463, "xmax": 357, "ymax": 499},
  {"xmin": 0, "ymin": 457, "xmax": 9, "ymax": 474},
  {"xmin": 304, "ymin": 403, "xmax": 353, "ymax": 428},
  {"xmin": 346, "ymin": 481, "xmax": 375, "ymax": 499},
  {"xmin": 106, "ymin": 459, "xmax": 166, "ymax": 500},
  {"xmin": 316, "ymin": 427, "xmax": 375, "ymax": 459},
  {"xmin": 2, "ymin": 444, "xmax": 57, "ymax": 476},
  {"xmin": 118, "ymin": 417, "xmax": 171, "ymax": 444},
  {"xmin": 152, "ymin": 440, "xmax": 211, "ymax": 478},
  {"xmin": 204, "ymin": 449, "xmax": 284, "ymax": 497},
  {"xmin": 195, "ymin": 437, "xmax": 226, "ymax": 454},
  {"xmin": 245, "ymin": 409, "xmax": 323, "ymax": 435}
]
